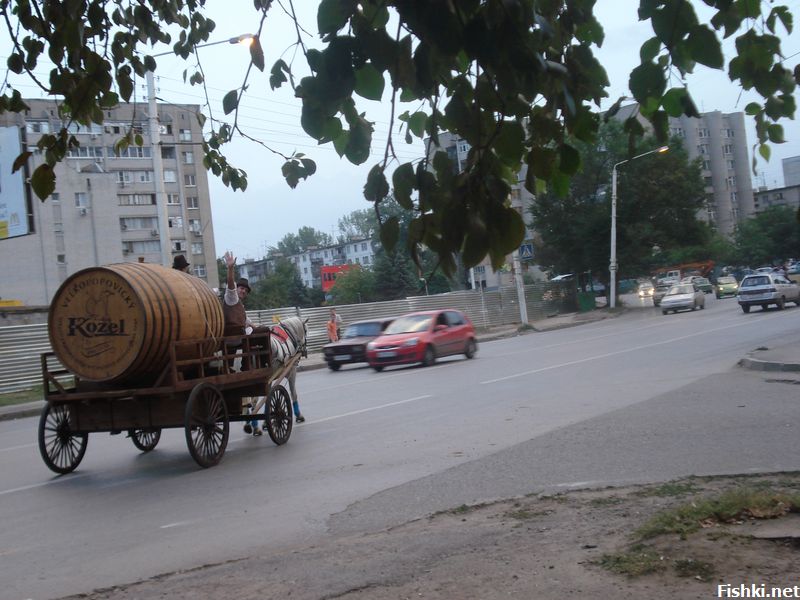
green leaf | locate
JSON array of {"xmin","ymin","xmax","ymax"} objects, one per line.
[
  {"xmin": 392, "ymin": 162, "xmax": 415, "ymax": 209},
  {"xmin": 354, "ymin": 63, "xmax": 384, "ymax": 101},
  {"xmin": 31, "ymin": 164, "xmax": 56, "ymax": 200},
  {"xmin": 559, "ymin": 143, "xmax": 580, "ymax": 175},
  {"xmin": 6, "ymin": 53, "xmax": 23, "ymax": 74},
  {"xmin": 250, "ymin": 37, "xmax": 265, "ymax": 72},
  {"xmin": 12, "ymin": 151, "xmax": 30, "ymax": 173},
  {"xmin": 270, "ymin": 59, "xmax": 288, "ymax": 90},
  {"xmin": 744, "ymin": 102, "xmax": 762, "ymax": 116},
  {"xmin": 767, "ymin": 124, "xmax": 785, "ymax": 143},
  {"xmin": 639, "ymin": 37, "xmax": 661, "ymax": 63},
  {"xmin": 758, "ymin": 144, "xmax": 771, "ymax": 161},
  {"xmin": 222, "ymin": 89, "xmax": 239, "ymax": 115},
  {"xmin": 318, "ymin": 0, "xmax": 352, "ymax": 35},
  {"xmin": 300, "ymin": 158, "xmax": 317, "ymax": 176},
  {"xmin": 379, "ymin": 216, "xmax": 399, "ymax": 251},
  {"xmin": 363, "ymin": 164, "xmax": 389, "ymax": 201},
  {"xmin": 629, "ymin": 62, "xmax": 666, "ymax": 102},
  {"xmin": 686, "ymin": 25, "xmax": 724, "ymax": 69},
  {"xmin": 495, "ymin": 121, "xmax": 525, "ymax": 164},
  {"xmin": 407, "ymin": 112, "xmax": 427, "ymax": 138},
  {"xmin": 661, "ymin": 87, "xmax": 689, "ymax": 117}
]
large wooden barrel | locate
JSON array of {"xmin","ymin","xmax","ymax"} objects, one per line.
[{"xmin": 48, "ymin": 263, "xmax": 224, "ymax": 382}]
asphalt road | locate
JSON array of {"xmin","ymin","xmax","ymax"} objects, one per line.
[{"xmin": 1, "ymin": 294, "xmax": 799, "ymax": 600}]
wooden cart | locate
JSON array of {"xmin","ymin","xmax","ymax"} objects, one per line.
[{"xmin": 38, "ymin": 331, "xmax": 298, "ymax": 473}]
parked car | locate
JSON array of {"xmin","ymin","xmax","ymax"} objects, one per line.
[
  {"xmin": 637, "ymin": 281, "xmax": 655, "ymax": 298},
  {"xmin": 652, "ymin": 283, "xmax": 671, "ymax": 306},
  {"xmin": 714, "ymin": 276, "xmax": 739, "ymax": 298},
  {"xmin": 660, "ymin": 283, "xmax": 705, "ymax": 314},
  {"xmin": 366, "ymin": 309, "xmax": 476, "ymax": 371},
  {"xmin": 323, "ymin": 318, "xmax": 394, "ymax": 371},
  {"xmin": 736, "ymin": 273, "xmax": 800, "ymax": 313}
]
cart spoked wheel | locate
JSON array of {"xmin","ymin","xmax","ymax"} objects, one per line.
[
  {"xmin": 184, "ymin": 383, "xmax": 229, "ymax": 468},
  {"xmin": 129, "ymin": 428, "xmax": 161, "ymax": 452},
  {"xmin": 38, "ymin": 403, "xmax": 88, "ymax": 474},
  {"xmin": 265, "ymin": 385, "xmax": 293, "ymax": 446}
]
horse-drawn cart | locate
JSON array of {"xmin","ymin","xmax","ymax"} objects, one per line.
[{"xmin": 38, "ymin": 331, "xmax": 299, "ymax": 473}]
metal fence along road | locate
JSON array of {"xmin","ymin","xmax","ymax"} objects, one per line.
[{"xmin": 0, "ymin": 283, "xmax": 577, "ymax": 393}]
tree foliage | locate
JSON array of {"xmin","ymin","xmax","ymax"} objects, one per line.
[
  {"xmin": 1, "ymin": 0, "xmax": 796, "ymax": 274},
  {"xmin": 271, "ymin": 226, "xmax": 333, "ymax": 256},
  {"xmin": 328, "ymin": 266, "xmax": 377, "ymax": 304},
  {"xmin": 248, "ymin": 257, "xmax": 314, "ymax": 309},
  {"xmin": 731, "ymin": 206, "xmax": 800, "ymax": 266},
  {"xmin": 531, "ymin": 120, "xmax": 708, "ymax": 280}
]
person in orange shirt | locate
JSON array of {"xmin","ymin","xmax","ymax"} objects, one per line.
[{"xmin": 326, "ymin": 309, "xmax": 339, "ymax": 342}]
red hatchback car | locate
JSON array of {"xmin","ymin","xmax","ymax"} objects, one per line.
[{"xmin": 365, "ymin": 309, "xmax": 477, "ymax": 371}]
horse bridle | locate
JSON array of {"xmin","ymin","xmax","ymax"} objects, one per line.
[{"xmin": 278, "ymin": 319, "xmax": 308, "ymax": 359}]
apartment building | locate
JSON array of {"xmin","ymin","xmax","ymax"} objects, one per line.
[
  {"xmin": 753, "ymin": 185, "xmax": 800, "ymax": 214},
  {"xmin": 783, "ymin": 156, "xmax": 800, "ymax": 187},
  {"xmin": 615, "ymin": 105, "xmax": 755, "ymax": 236},
  {"xmin": 0, "ymin": 99, "xmax": 218, "ymax": 305},
  {"xmin": 239, "ymin": 238, "xmax": 375, "ymax": 290}
]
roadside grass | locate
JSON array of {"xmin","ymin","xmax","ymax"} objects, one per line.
[
  {"xmin": 634, "ymin": 487, "xmax": 800, "ymax": 540},
  {"xmin": 599, "ymin": 483, "xmax": 800, "ymax": 579},
  {"xmin": 0, "ymin": 385, "xmax": 43, "ymax": 407}
]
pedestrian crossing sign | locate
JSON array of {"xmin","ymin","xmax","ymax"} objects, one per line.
[{"xmin": 519, "ymin": 243, "xmax": 534, "ymax": 260}]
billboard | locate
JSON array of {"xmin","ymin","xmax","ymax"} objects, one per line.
[{"xmin": 0, "ymin": 126, "xmax": 29, "ymax": 240}]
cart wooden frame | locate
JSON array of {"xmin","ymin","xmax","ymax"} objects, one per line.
[{"xmin": 38, "ymin": 331, "xmax": 299, "ymax": 473}]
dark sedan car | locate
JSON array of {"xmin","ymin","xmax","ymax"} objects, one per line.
[{"xmin": 323, "ymin": 318, "xmax": 393, "ymax": 371}]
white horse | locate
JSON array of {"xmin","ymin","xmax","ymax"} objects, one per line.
[{"xmin": 244, "ymin": 316, "xmax": 308, "ymax": 433}]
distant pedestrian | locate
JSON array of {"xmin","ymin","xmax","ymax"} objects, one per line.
[
  {"xmin": 327, "ymin": 310, "xmax": 339, "ymax": 342},
  {"xmin": 330, "ymin": 307, "xmax": 343, "ymax": 339}
]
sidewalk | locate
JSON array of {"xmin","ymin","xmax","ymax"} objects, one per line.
[{"xmin": 2, "ymin": 308, "xmax": 797, "ymax": 421}]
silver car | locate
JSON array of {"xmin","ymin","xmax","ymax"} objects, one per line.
[
  {"xmin": 660, "ymin": 283, "xmax": 705, "ymax": 315},
  {"xmin": 737, "ymin": 273, "xmax": 800, "ymax": 313}
]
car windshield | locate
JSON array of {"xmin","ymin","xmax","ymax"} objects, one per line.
[
  {"xmin": 718, "ymin": 276, "xmax": 736, "ymax": 284},
  {"xmin": 667, "ymin": 284, "xmax": 693, "ymax": 295},
  {"xmin": 343, "ymin": 322, "xmax": 384, "ymax": 338},
  {"xmin": 383, "ymin": 315, "xmax": 432, "ymax": 334},
  {"xmin": 741, "ymin": 276, "xmax": 770, "ymax": 287}
]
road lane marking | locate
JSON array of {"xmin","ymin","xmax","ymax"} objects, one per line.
[
  {"xmin": 480, "ymin": 317, "xmax": 769, "ymax": 385},
  {"xmin": 310, "ymin": 395, "xmax": 433, "ymax": 424},
  {"xmin": 0, "ymin": 442, "xmax": 37, "ymax": 453},
  {"xmin": 0, "ymin": 472, "xmax": 91, "ymax": 497}
]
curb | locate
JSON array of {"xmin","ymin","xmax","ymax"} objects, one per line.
[{"xmin": 738, "ymin": 357, "xmax": 800, "ymax": 373}]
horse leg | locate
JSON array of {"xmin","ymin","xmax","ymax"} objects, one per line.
[{"xmin": 287, "ymin": 368, "xmax": 305, "ymax": 422}]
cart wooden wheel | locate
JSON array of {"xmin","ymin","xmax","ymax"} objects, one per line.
[
  {"xmin": 184, "ymin": 382, "xmax": 229, "ymax": 468},
  {"xmin": 265, "ymin": 384, "xmax": 293, "ymax": 446},
  {"xmin": 129, "ymin": 428, "xmax": 161, "ymax": 452},
  {"xmin": 38, "ymin": 403, "xmax": 88, "ymax": 474}
]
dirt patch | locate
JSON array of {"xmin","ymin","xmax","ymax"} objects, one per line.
[{"xmin": 61, "ymin": 473, "xmax": 800, "ymax": 600}]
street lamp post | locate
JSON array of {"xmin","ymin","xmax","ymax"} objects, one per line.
[
  {"xmin": 609, "ymin": 145, "xmax": 669, "ymax": 309},
  {"xmin": 145, "ymin": 35, "xmax": 254, "ymax": 266}
]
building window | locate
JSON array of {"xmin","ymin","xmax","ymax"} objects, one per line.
[
  {"xmin": 109, "ymin": 145, "xmax": 150, "ymax": 158},
  {"xmin": 163, "ymin": 170, "xmax": 177, "ymax": 183},
  {"xmin": 191, "ymin": 242, "xmax": 203, "ymax": 255},
  {"xmin": 361, "ymin": 242, "xmax": 367, "ymax": 251},
  {"xmin": 702, "ymin": 160, "xmax": 711, "ymax": 170},
  {"xmin": 67, "ymin": 146, "xmax": 104, "ymax": 159},
  {"xmin": 194, "ymin": 264, "xmax": 207, "ymax": 278},
  {"xmin": 363, "ymin": 256, "xmax": 370, "ymax": 265},
  {"xmin": 698, "ymin": 144, "xmax": 708, "ymax": 155},
  {"xmin": 189, "ymin": 219, "xmax": 201, "ymax": 233},
  {"xmin": 723, "ymin": 144, "xmax": 734, "ymax": 155},
  {"xmin": 698, "ymin": 128, "xmax": 710, "ymax": 138},
  {"xmin": 179, "ymin": 129, "xmax": 192, "ymax": 141},
  {"xmin": 167, "ymin": 193, "xmax": 180, "ymax": 205},
  {"xmin": 184, "ymin": 174, "xmax": 196, "ymax": 186},
  {"xmin": 726, "ymin": 175, "xmax": 737, "ymax": 188},
  {"xmin": 727, "ymin": 159, "xmax": 735, "ymax": 169},
  {"xmin": 75, "ymin": 192, "xmax": 88, "ymax": 208},
  {"xmin": 182, "ymin": 151, "xmax": 194, "ymax": 164},
  {"xmin": 120, "ymin": 216, "xmax": 158, "ymax": 231},
  {"xmin": 51, "ymin": 192, "xmax": 60, "ymax": 203},
  {"xmin": 119, "ymin": 193, "xmax": 156, "ymax": 206},
  {"xmin": 186, "ymin": 196, "xmax": 199, "ymax": 209},
  {"xmin": 27, "ymin": 121, "xmax": 50, "ymax": 134},
  {"xmin": 172, "ymin": 240, "xmax": 185, "ymax": 252},
  {"xmin": 161, "ymin": 146, "xmax": 176, "ymax": 159},
  {"xmin": 169, "ymin": 216, "xmax": 183, "ymax": 229}
]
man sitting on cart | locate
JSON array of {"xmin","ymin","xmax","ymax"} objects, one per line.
[{"xmin": 223, "ymin": 251, "xmax": 270, "ymax": 435}]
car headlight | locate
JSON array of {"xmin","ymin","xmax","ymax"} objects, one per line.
[
  {"xmin": 367, "ymin": 342, "xmax": 376, "ymax": 350},
  {"xmin": 402, "ymin": 337, "xmax": 419, "ymax": 347}
]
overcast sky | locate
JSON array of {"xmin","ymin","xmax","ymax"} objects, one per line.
[{"xmin": 5, "ymin": 1, "xmax": 800, "ymax": 261}]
